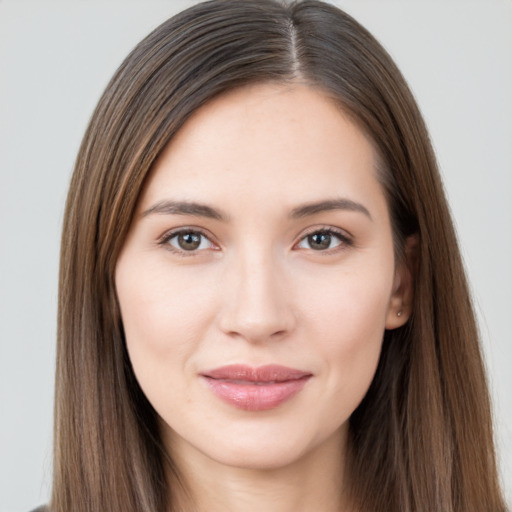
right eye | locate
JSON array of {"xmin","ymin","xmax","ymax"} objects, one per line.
[{"xmin": 164, "ymin": 230, "xmax": 215, "ymax": 253}]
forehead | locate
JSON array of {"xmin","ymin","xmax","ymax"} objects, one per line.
[{"xmin": 139, "ymin": 82, "xmax": 383, "ymax": 213}]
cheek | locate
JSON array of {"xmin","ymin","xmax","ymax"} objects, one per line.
[
  {"xmin": 296, "ymin": 262, "xmax": 393, "ymax": 405},
  {"xmin": 299, "ymin": 258, "xmax": 393, "ymax": 340},
  {"xmin": 115, "ymin": 258, "xmax": 218, "ymax": 394}
]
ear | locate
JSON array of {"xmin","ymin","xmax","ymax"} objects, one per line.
[{"xmin": 385, "ymin": 234, "xmax": 418, "ymax": 330}]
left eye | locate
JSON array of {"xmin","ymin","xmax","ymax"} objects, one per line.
[
  {"xmin": 296, "ymin": 230, "xmax": 345, "ymax": 251},
  {"xmin": 166, "ymin": 230, "xmax": 213, "ymax": 252}
]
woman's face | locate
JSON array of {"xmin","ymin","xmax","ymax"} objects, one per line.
[{"xmin": 115, "ymin": 83, "xmax": 410, "ymax": 471}]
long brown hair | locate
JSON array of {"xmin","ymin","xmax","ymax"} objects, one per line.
[{"xmin": 52, "ymin": 1, "xmax": 506, "ymax": 511}]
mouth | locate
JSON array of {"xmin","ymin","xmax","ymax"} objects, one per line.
[{"xmin": 200, "ymin": 364, "xmax": 312, "ymax": 411}]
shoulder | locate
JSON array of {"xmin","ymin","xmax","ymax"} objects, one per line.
[{"xmin": 30, "ymin": 507, "xmax": 49, "ymax": 512}]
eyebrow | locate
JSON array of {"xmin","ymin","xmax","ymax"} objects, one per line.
[
  {"xmin": 141, "ymin": 200, "xmax": 229, "ymax": 221},
  {"xmin": 141, "ymin": 197, "xmax": 372, "ymax": 222},
  {"xmin": 290, "ymin": 198, "xmax": 372, "ymax": 220}
]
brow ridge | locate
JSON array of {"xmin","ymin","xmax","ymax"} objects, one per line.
[
  {"xmin": 142, "ymin": 197, "xmax": 371, "ymax": 222},
  {"xmin": 290, "ymin": 198, "xmax": 372, "ymax": 220},
  {"xmin": 141, "ymin": 200, "xmax": 228, "ymax": 221}
]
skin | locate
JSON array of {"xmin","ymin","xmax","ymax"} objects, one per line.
[{"xmin": 115, "ymin": 82, "xmax": 413, "ymax": 512}]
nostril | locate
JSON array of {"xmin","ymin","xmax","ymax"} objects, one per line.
[{"xmin": 218, "ymin": 309, "xmax": 295, "ymax": 344}]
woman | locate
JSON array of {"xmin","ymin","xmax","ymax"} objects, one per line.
[{"xmin": 43, "ymin": 0, "xmax": 507, "ymax": 511}]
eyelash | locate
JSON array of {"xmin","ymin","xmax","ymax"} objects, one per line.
[
  {"xmin": 158, "ymin": 228, "xmax": 218, "ymax": 257},
  {"xmin": 158, "ymin": 226, "xmax": 353, "ymax": 256},
  {"xmin": 295, "ymin": 227, "xmax": 353, "ymax": 254}
]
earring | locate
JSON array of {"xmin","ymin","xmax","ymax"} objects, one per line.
[{"xmin": 397, "ymin": 311, "xmax": 402, "ymax": 317}]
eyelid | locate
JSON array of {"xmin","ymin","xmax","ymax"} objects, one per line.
[
  {"xmin": 157, "ymin": 226, "xmax": 219, "ymax": 255},
  {"xmin": 293, "ymin": 225, "xmax": 354, "ymax": 252},
  {"xmin": 156, "ymin": 224, "xmax": 353, "ymax": 255}
]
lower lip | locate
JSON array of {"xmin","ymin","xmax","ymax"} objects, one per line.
[{"xmin": 202, "ymin": 376, "xmax": 310, "ymax": 411}]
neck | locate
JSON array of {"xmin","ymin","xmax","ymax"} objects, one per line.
[{"xmin": 165, "ymin": 430, "xmax": 352, "ymax": 512}]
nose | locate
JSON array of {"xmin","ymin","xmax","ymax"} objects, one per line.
[{"xmin": 217, "ymin": 252, "xmax": 296, "ymax": 344}]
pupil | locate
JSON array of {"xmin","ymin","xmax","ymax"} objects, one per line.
[
  {"xmin": 179, "ymin": 232, "xmax": 201, "ymax": 250},
  {"xmin": 309, "ymin": 232, "xmax": 331, "ymax": 250}
]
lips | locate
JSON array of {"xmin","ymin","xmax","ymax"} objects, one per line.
[{"xmin": 200, "ymin": 364, "xmax": 312, "ymax": 411}]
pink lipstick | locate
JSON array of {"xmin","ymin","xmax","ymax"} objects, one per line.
[{"xmin": 201, "ymin": 364, "xmax": 311, "ymax": 411}]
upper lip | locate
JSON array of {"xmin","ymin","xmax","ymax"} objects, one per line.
[{"xmin": 201, "ymin": 364, "xmax": 312, "ymax": 383}]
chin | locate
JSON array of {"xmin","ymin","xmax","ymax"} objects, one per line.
[
  {"xmin": 206, "ymin": 439, "xmax": 310, "ymax": 471},
  {"xmin": 163, "ymin": 411, "xmax": 349, "ymax": 474}
]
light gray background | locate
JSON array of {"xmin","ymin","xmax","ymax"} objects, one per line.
[{"xmin": 0, "ymin": 1, "xmax": 510, "ymax": 511}]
